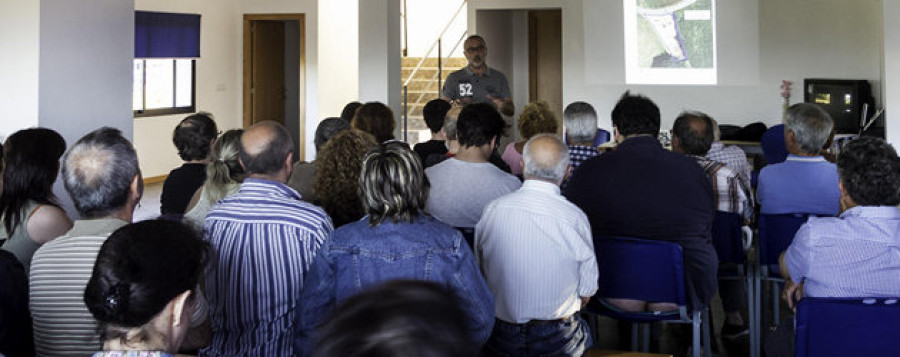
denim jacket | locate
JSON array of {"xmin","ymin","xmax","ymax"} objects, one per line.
[{"xmin": 293, "ymin": 214, "xmax": 495, "ymax": 355}]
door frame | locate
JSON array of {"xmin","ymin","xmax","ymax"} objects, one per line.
[{"xmin": 243, "ymin": 13, "xmax": 306, "ymax": 160}]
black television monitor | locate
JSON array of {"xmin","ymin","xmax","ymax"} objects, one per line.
[{"xmin": 803, "ymin": 79, "xmax": 874, "ymax": 134}]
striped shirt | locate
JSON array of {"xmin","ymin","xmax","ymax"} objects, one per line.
[
  {"xmin": 475, "ymin": 180, "xmax": 598, "ymax": 323},
  {"xmin": 201, "ymin": 178, "xmax": 332, "ymax": 357},
  {"xmin": 706, "ymin": 141, "xmax": 752, "ymax": 185},
  {"xmin": 29, "ymin": 219, "xmax": 129, "ymax": 357},
  {"xmin": 692, "ymin": 156, "xmax": 753, "ymax": 221},
  {"xmin": 786, "ymin": 206, "xmax": 900, "ymax": 297}
]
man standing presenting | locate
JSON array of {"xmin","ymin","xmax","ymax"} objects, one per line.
[
  {"xmin": 476, "ymin": 134, "xmax": 597, "ymax": 356},
  {"xmin": 202, "ymin": 121, "xmax": 333, "ymax": 356},
  {"xmin": 442, "ymin": 35, "xmax": 514, "ymax": 116}
]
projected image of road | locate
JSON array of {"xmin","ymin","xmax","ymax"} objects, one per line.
[{"xmin": 625, "ymin": 0, "xmax": 717, "ymax": 85}]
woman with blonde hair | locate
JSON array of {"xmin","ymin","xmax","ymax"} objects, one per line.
[
  {"xmin": 183, "ymin": 129, "xmax": 246, "ymax": 231},
  {"xmin": 314, "ymin": 129, "xmax": 378, "ymax": 227},
  {"xmin": 501, "ymin": 102, "xmax": 559, "ymax": 176}
]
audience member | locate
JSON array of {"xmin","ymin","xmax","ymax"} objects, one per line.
[
  {"xmin": 441, "ymin": 35, "xmax": 514, "ymax": 116},
  {"xmin": 413, "ymin": 99, "xmax": 452, "ymax": 163},
  {"xmin": 351, "ymin": 102, "xmax": 395, "ymax": 143},
  {"xmin": 426, "ymin": 103, "xmax": 521, "ymax": 228},
  {"xmin": 84, "ymin": 220, "xmax": 209, "ymax": 356},
  {"xmin": 340, "ymin": 101, "xmax": 362, "ymax": 123},
  {"xmin": 757, "ymin": 103, "xmax": 839, "ymax": 215},
  {"xmin": 203, "ymin": 121, "xmax": 333, "ymax": 356},
  {"xmin": 562, "ymin": 101, "xmax": 600, "ymax": 190},
  {"xmin": 765, "ymin": 137, "xmax": 900, "ymax": 357},
  {"xmin": 424, "ymin": 105, "xmax": 462, "ymax": 167},
  {"xmin": 30, "ymin": 127, "xmax": 144, "ymax": 356},
  {"xmin": 312, "ymin": 280, "xmax": 477, "ymax": 357},
  {"xmin": 760, "ymin": 123, "xmax": 788, "ymax": 165},
  {"xmin": 476, "ymin": 134, "xmax": 597, "ymax": 356},
  {"xmin": 161, "ymin": 113, "xmax": 218, "ymax": 219},
  {"xmin": 707, "ymin": 117, "xmax": 752, "ymax": 186},
  {"xmin": 296, "ymin": 142, "xmax": 494, "ymax": 354},
  {"xmin": 0, "ymin": 250, "xmax": 33, "ymax": 357},
  {"xmin": 501, "ymin": 101, "xmax": 558, "ymax": 176},
  {"xmin": 0, "ymin": 128, "xmax": 72, "ymax": 272},
  {"xmin": 313, "ymin": 129, "xmax": 378, "ymax": 227},
  {"xmin": 671, "ymin": 111, "xmax": 752, "ymax": 339},
  {"xmin": 288, "ymin": 118, "xmax": 350, "ymax": 202},
  {"xmin": 183, "ymin": 129, "xmax": 246, "ymax": 231},
  {"xmin": 564, "ymin": 92, "xmax": 717, "ymax": 312}
]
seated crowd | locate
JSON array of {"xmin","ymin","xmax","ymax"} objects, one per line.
[{"xmin": 0, "ymin": 90, "xmax": 898, "ymax": 357}]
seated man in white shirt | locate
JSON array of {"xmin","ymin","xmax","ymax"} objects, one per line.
[{"xmin": 476, "ymin": 134, "xmax": 598, "ymax": 356}]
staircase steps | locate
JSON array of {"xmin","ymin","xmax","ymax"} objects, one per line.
[{"xmin": 400, "ymin": 56, "xmax": 467, "ymax": 145}]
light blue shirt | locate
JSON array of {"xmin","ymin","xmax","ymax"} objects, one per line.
[
  {"xmin": 786, "ymin": 206, "xmax": 900, "ymax": 297},
  {"xmin": 202, "ymin": 178, "xmax": 333, "ymax": 357},
  {"xmin": 757, "ymin": 155, "xmax": 840, "ymax": 215}
]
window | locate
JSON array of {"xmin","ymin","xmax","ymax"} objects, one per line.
[
  {"xmin": 134, "ymin": 11, "xmax": 201, "ymax": 117},
  {"xmin": 133, "ymin": 59, "xmax": 195, "ymax": 116}
]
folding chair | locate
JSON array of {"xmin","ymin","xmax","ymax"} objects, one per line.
[
  {"xmin": 753, "ymin": 213, "xmax": 813, "ymax": 355},
  {"xmin": 711, "ymin": 211, "xmax": 755, "ymax": 356},
  {"xmin": 795, "ymin": 297, "xmax": 900, "ymax": 357},
  {"xmin": 585, "ymin": 236, "xmax": 712, "ymax": 357}
]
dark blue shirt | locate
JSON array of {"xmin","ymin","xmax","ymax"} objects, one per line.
[
  {"xmin": 294, "ymin": 214, "xmax": 495, "ymax": 354},
  {"xmin": 564, "ymin": 136, "xmax": 717, "ymax": 309}
]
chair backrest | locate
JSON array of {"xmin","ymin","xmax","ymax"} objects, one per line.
[
  {"xmin": 712, "ymin": 211, "xmax": 744, "ymax": 264},
  {"xmin": 594, "ymin": 236, "xmax": 687, "ymax": 306},
  {"xmin": 760, "ymin": 124, "xmax": 788, "ymax": 165},
  {"xmin": 757, "ymin": 213, "xmax": 811, "ymax": 265},
  {"xmin": 454, "ymin": 227, "xmax": 475, "ymax": 250},
  {"xmin": 795, "ymin": 297, "xmax": 900, "ymax": 357},
  {"xmin": 593, "ymin": 128, "xmax": 611, "ymax": 147}
]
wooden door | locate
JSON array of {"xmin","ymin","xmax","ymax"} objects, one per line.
[
  {"xmin": 528, "ymin": 10, "xmax": 563, "ymax": 128},
  {"xmin": 250, "ymin": 20, "xmax": 286, "ymax": 126}
]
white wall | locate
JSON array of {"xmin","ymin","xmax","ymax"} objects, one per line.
[
  {"xmin": 317, "ymin": 0, "xmax": 358, "ymax": 130},
  {"xmin": 133, "ymin": 0, "xmax": 242, "ymax": 178},
  {"xmin": 0, "ymin": 0, "xmax": 40, "ymax": 137},
  {"xmin": 38, "ymin": 0, "xmax": 135, "ymax": 217},
  {"xmin": 359, "ymin": 0, "xmax": 402, "ymax": 135},
  {"xmin": 885, "ymin": 1, "xmax": 900, "ymax": 145},
  {"xmin": 469, "ymin": 0, "xmax": 884, "ymax": 135},
  {"xmin": 405, "ymin": 0, "xmax": 467, "ymax": 58}
]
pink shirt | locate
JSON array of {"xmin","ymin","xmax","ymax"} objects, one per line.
[{"xmin": 501, "ymin": 142, "xmax": 523, "ymax": 176}]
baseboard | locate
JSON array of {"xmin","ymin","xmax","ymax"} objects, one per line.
[{"xmin": 143, "ymin": 175, "xmax": 168, "ymax": 185}]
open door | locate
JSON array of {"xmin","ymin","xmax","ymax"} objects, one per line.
[
  {"xmin": 528, "ymin": 10, "xmax": 563, "ymax": 126},
  {"xmin": 243, "ymin": 14, "xmax": 306, "ymax": 160}
]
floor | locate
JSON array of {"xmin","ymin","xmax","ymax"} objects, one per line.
[{"xmin": 134, "ymin": 181, "xmax": 163, "ymax": 222}]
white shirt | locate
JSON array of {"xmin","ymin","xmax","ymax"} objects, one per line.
[{"xmin": 475, "ymin": 180, "xmax": 598, "ymax": 323}]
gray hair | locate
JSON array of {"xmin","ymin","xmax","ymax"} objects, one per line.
[
  {"xmin": 785, "ymin": 103, "xmax": 833, "ymax": 154},
  {"xmin": 564, "ymin": 102, "xmax": 598, "ymax": 144},
  {"xmin": 314, "ymin": 117, "xmax": 351, "ymax": 152},
  {"xmin": 523, "ymin": 134, "xmax": 570, "ymax": 184},
  {"xmin": 443, "ymin": 106, "xmax": 462, "ymax": 141},
  {"xmin": 359, "ymin": 141, "xmax": 428, "ymax": 226},
  {"xmin": 62, "ymin": 127, "xmax": 140, "ymax": 218}
]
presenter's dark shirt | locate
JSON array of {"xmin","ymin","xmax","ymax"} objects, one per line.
[
  {"xmin": 563, "ymin": 136, "xmax": 717, "ymax": 309},
  {"xmin": 161, "ymin": 163, "xmax": 206, "ymax": 215}
]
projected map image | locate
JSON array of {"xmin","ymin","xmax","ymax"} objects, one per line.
[{"xmin": 624, "ymin": 0, "xmax": 716, "ymax": 84}]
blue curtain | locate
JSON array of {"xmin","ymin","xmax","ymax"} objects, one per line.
[{"xmin": 135, "ymin": 11, "xmax": 201, "ymax": 58}]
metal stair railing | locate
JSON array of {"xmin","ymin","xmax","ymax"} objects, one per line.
[{"xmin": 402, "ymin": 0, "xmax": 467, "ymax": 142}]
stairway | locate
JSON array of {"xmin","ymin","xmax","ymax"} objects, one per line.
[{"xmin": 401, "ymin": 56, "xmax": 467, "ymax": 145}]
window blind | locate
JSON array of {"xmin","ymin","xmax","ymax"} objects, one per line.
[{"xmin": 135, "ymin": 11, "xmax": 201, "ymax": 58}]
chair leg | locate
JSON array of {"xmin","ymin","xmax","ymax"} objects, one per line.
[
  {"xmin": 641, "ymin": 323, "xmax": 650, "ymax": 352},
  {"xmin": 702, "ymin": 309, "xmax": 712, "ymax": 357},
  {"xmin": 772, "ymin": 281, "xmax": 780, "ymax": 326},
  {"xmin": 631, "ymin": 323, "xmax": 639, "ymax": 352},
  {"xmin": 748, "ymin": 265, "xmax": 759, "ymax": 357},
  {"xmin": 692, "ymin": 311, "xmax": 701, "ymax": 357}
]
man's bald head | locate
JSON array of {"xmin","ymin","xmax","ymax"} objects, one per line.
[
  {"xmin": 522, "ymin": 134, "xmax": 570, "ymax": 185},
  {"xmin": 672, "ymin": 111, "xmax": 715, "ymax": 156},
  {"xmin": 239, "ymin": 121, "xmax": 293, "ymax": 176}
]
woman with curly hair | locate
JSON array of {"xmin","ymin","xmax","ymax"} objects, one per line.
[
  {"xmin": 183, "ymin": 129, "xmax": 246, "ymax": 231},
  {"xmin": 0, "ymin": 128, "xmax": 72, "ymax": 271},
  {"xmin": 351, "ymin": 102, "xmax": 395, "ymax": 143},
  {"xmin": 501, "ymin": 102, "xmax": 559, "ymax": 176},
  {"xmin": 314, "ymin": 129, "xmax": 378, "ymax": 227}
]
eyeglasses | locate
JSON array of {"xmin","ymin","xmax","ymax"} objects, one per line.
[{"xmin": 465, "ymin": 46, "xmax": 486, "ymax": 53}]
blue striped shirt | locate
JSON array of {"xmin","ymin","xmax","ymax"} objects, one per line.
[{"xmin": 201, "ymin": 178, "xmax": 333, "ymax": 357}]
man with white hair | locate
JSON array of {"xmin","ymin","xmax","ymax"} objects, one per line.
[
  {"xmin": 562, "ymin": 102, "xmax": 601, "ymax": 188},
  {"xmin": 757, "ymin": 103, "xmax": 839, "ymax": 215},
  {"xmin": 475, "ymin": 134, "xmax": 598, "ymax": 356}
]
